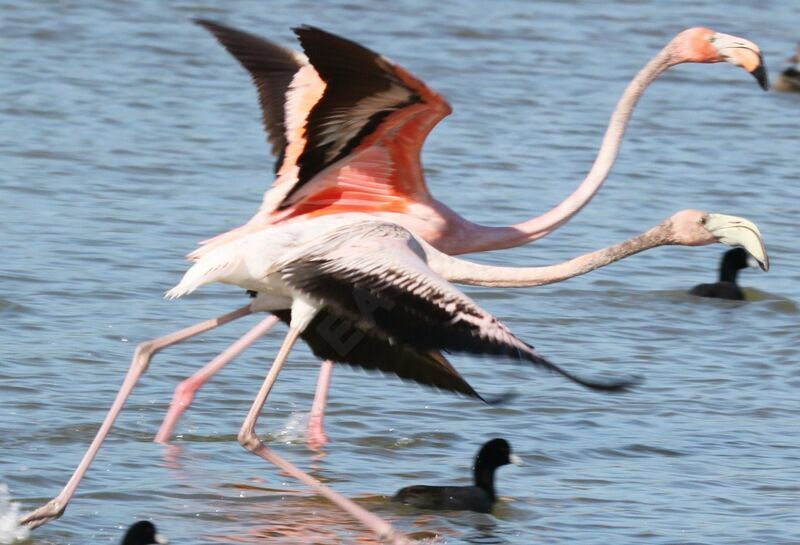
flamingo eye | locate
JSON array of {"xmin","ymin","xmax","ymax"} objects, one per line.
[{"xmin": 700, "ymin": 216, "xmax": 707, "ymax": 225}]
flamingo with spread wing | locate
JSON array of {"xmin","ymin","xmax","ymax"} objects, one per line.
[{"xmin": 154, "ymin": 22, "xmax": 768, "ymax": 446}]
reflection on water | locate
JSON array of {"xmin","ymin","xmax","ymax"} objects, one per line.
[
  {"xmin": 741, "ymin": 288, "xmax": 799, "ymax": 312},
  {"xmin": 2, "ymin": 0, "xmax": 799, "ymax": 543},
  {"xmin": 204, "ymin": 491, "xmax": 448, "ymax": 544},
  {"xmin": 661, "ymin": 287, "xmax": 799, "ymax": 312}
]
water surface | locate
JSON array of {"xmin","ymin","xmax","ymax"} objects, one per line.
[{"xmin": 1, "ymin": 1, "xmax": 799, "ymax": 544}]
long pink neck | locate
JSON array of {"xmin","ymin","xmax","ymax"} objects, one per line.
[
  {"xmin": 429, "ymin": 223, "xmax": 672, "ymax": 287},
  {"xmin": 456, "ymin": 47, "xmax": 676, "ymax": 254}
]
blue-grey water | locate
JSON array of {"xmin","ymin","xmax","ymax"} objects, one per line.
[{"xmin": 2, "ymin": 1, "xmax": 798, "ymax": 544}]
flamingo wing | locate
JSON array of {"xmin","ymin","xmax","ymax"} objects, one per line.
[
  {"xmin": 195, "ymin": 20, "xmax": 303, "ymax": 173},
  {"xmin": 271, "ymin": 309, "xmax": 496, "ymax": 402},
  {"xmin": 198, "ymin": 21, "xmax": 451, "ymax": 218},
  {"xmin": 272, "ymin": 26, "xmax": 451, "ymax": 213},
  {"xmin": 277, "ymin": 221, "xmax": 635, "ymax": 392}
]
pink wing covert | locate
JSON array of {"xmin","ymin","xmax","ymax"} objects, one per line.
[
  {"xmin": 191, "ymin": 22, "xmax": 452, "ymax": 258},
  {"xmin": 269, "ymin": 26, "xmax": 452, "ymax": 219}
]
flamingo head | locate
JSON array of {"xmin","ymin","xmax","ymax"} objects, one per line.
[
  {"xmin": 674, "ymin": 27, "xmax": 768, "ymax": 90},
  {"xmin": 668, "ymin": 209, "xmax": 769, "ymax": 271}
]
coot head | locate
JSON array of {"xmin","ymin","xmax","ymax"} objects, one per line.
[
  {"xmin": 474, "ymin": 438, "xmax": 521, "ymax": 472},
  {"xmin": 473, "ymin": 438, "xmax": 522, "ymax": 499},
  {"xmin": 121, "ymin": 521, "xmax": 168, "ymax": 545}
]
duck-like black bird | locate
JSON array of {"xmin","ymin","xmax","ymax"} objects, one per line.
[
  {"xmin": 774, "ymin": 43, "xmax": 800, "ymax": 93},
  {"xmin": 392, "ymin": 438, "xmax": 521, "ymax": 513},
  {"xmin": 689, "ymin": 247, "xmax": 760, "ymax": 300},
  {"xmin": 121, "ymin": 521, "xmax": 167, "ymax": 545}
]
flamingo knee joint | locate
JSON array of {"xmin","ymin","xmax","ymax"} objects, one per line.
[{"xmin": 237, "ymin": 428, "xmax": 261, "ymax": 452}]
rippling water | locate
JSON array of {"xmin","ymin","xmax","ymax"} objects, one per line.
[{"xmin": 2, "ymin": 1, "xmax": 799, "ymax": 544}]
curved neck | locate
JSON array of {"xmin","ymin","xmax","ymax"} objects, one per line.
[
  {"xmin": 460, "ymin": 48, "xmax": 676, "ymax": 254},
  {"xmin": 719, "ymin": 260, "xmax": 741, "ymax": 284},
  {"xmin": 428, "ymin": 224, "xmax": 672, "ymax": 287},
  {"xmin": 473, "ymin": 461, "xmax": 497, "ymax": 500}
]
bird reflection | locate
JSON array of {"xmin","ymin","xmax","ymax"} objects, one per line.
[{"xmin": 202, "ymin": 491, "xmax": 447, "ymax": 544}]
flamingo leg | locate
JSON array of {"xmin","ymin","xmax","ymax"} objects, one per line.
[
  {"xmin": 307, "ymin": 359, "xmax": 334, "ymax": 449},
  {"xmin": 18, "ymin": 305, "xmax": 253, "ymax": 530},
  {"xmin": 154, "ymin": 314, "xmax": 280, "ymax": 444},
  {"xmin": 239, "ymin": 327, "xmax": 408, "ymax": 545}
]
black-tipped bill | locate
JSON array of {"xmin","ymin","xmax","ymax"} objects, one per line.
[{"xmin": 751, "ymin": 60, "xmax": 769, "ymax": 90}]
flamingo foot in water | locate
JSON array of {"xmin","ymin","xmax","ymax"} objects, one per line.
[
  {"xmin": 307, "ymin": 413, "xmax": 329, "ymax": 450},
  {"xmin": 154, "ymin": 379, "xmax": 198, "ymax": 444},
  {"xmin": 307, "ymin": 359, "xmax": 333, "ymax": 449},
  {"xmin": 18, "ymin": 498, "xmax": 64, "ymax": 530}
]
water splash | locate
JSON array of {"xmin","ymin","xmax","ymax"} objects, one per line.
[
  {"xmin": 273, "ymin": 412, "xmax": 310, "ymax": 444},
  {"xmin": 0, "ymin": 484, "xmax": 29, "ymax": 544}
]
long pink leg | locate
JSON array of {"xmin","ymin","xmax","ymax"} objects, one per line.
[
  {"xmin": 154, "ymin": 314, "xmax": 280, "ymax": 444},
  {"xmin": 19, "ymin": 305, "xmax": 253, "ymax": 530},
  {"xmin": 307, "ymin": 359, "xmax": 333, "ymax": 449},
  {"xmin": 239, "ymin": 327, "xmax": 409, "ymax": 545}
]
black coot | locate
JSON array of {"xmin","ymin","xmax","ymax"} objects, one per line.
[
  {"xmin": 689, "ymin": 247, "xmax": 753, "ymax": 300},
  {"xmin": 392, "ymin": 438, "xmax": 521, "ymax": 513},
  {"xmin": 121, "ymin": 521, "xmax": 167, "ymax": 545},
  {"xmin": 774, "ymin": 43, "xmax": 799, "ymax": 92}
]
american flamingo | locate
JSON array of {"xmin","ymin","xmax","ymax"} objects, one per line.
[
  {"xmin": 154, "ymin": 22, "xmax": 768, "ymax": 446},
  {"xmin": 20, "ymin": 208, "xmax": 768, "ymax": 534}
]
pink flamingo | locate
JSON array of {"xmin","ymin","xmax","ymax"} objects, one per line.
[
  {"xmin": 20, "ymin": 208, "xmax": 768, "ymax": 535},
  {"xmin": 153, "ymin": 22, "xmax": 768, "ymax": 447}
]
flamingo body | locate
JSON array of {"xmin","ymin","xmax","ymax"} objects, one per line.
[{"xmin": 169, "ymin": 213, "xmax": 638, "ymax": 392}]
